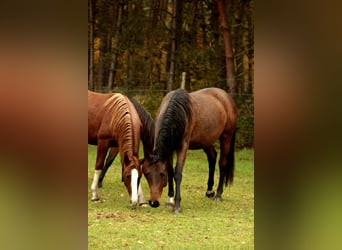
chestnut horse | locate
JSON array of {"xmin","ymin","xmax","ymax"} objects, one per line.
[
  {"xmin": 143, "ymin": 88, "xmax": 238, "ymax": 213},
  {"xmin": 88, "ymin": 91, "xmax": 145, "ymax": 206},
  {"xmin": 97, "ymin": 97, "xmax": 155, "ymax": 190}
]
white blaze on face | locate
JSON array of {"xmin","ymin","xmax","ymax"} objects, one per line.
[{"xmin": 130, "ymin": 169, "xmax": 138, "ymax": 205}]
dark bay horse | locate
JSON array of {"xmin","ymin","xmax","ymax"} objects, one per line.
[
  {"xmin": 88, "ymin": 90, "xmax": 145, "ymax": 206},
  {"xmin": 143, "ymin": 87, "xmax": 238, "ymax": 213},
  {"xmin": 97, "ymin": 97, "xmax": 155, "ymax": 190}
]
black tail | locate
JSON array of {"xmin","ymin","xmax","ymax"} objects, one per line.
[{"xmin": 224, "ymin": 130, "xmax": 236, "ymax": 186}]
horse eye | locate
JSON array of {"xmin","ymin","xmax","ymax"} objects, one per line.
[
  {"xmin": 126, "ymin": 175, "xmax": 131, "ymax": 180},
  {"xmin": 160, "ymin": 172, "xmax": 165, "ymax": 177}
]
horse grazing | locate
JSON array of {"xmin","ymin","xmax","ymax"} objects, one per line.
[
  {"xmin": 97, "ymin": 97, "xmax": 155, "ymax": 190},
  {"xmin": 143, "ymin": 87, "xmax": 238, "ymax": 213},
  {"xmin": 88, "ymin": 90, "xmax": 146, "ymax": 206}
]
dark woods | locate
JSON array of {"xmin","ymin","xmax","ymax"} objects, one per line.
[
  {"xmin": 88, "ymin": 0, "xmax": 254, "ymax": 148},
  {"xmin": 88, "ymin": 0, "xmax": 253, "ymax": 93}
]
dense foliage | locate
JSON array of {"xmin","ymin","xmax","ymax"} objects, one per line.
[{"xmin": 88, "ymin": 0, "xmax": 254, "ymax": 147}]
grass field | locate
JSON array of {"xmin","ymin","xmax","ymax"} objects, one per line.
[{"xmin": 88, "ymin": 145, "xmax": 254, "ymax": 249}]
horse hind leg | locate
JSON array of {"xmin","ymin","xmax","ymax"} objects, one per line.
[
  {"xmin": 138, "ymin": 183, "xmax": 148, "ymax": 207},
  {"xmin": 98, "ymin": 147, "xmax": 118, "ymax": 188},
  {"xmin": 215, "ymin": 132, "xmax": 235, "ymax": 202},
  {"xmin": 203, "ymin": 146, "xmax": 217, "ymax": 198},
  {"xmin": 91, "ymin": 142, "xmax": 108, "ymax": 201}
]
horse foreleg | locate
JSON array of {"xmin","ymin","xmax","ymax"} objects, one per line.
[
  {"xmin": 173, "ymin": 162, "xmax": 183, "ymax": 213},
  {"xmin": 138, "ymin": 183, "xmax": 148, "ymax": 207},
  {"xmin": 91, "ymin": 170, "xmax": 101, "ymax": 201},
  {"xmin": 165, "ymin": 160, "xmax": 175, "ymax": 208},
  {"xmin": 173, "ymin": 148, "xmax": 188, "ymax": 213},
  {"xmin": 203, "ymin": 146, "xmax": 217, "ymax": 198},
  {"xmin": 91, "ymin": 142, "xmax": 108, "ymax": 201},
  {"xmin": 98, "ymin": 147, "xmax": 119, "ymax": 188}
]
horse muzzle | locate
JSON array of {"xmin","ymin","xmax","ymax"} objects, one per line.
[{"xmin": 148, "ymin": 200, "xmax": 160, "ymax": 208}]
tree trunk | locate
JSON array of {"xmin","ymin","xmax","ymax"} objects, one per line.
[
  {"xmin": 216, "ymin": 0, "xmax": 237, "ymax": 94},
  {"xmin": 88, "ymin": 0, "xmax": 94, "ymax": 90},
  {"xmin": 97, "ymin": 31, "xmax": 107, "ymax": 89},
  {"xmin": 107, "ymin": 1, "xmax": 123, "ymax": 89},
  {"xmin": 152, "ymin": 0, "xmax": 160, "ymax": 29},
  {"xmin": 127, "ymin": 1, "xmax": 134, "ymax": 86},
  {"xmin": 167, "ymin": 0, "xmax": 177, "ymax": 91},
  {"xmin": 246, "ymin": 0, "xmax": 254, "ymax": 94},
  {"xmin": 233, "ymin": 0, "xmax": 245, "ymax": 94}
]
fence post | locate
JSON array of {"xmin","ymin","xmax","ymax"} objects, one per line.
[{"xmin": 180, "ymin": 72, "xmax": 186, "ymax": 89}]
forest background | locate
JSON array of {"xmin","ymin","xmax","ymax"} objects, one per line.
[{"xmin": 88, "ymin": 0, "xmax": 254, "ymax": 148}]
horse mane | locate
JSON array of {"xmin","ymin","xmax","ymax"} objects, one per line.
[
  {"xmin": 128, "ymin": 97, "xmax": 155, "ymax": 156},
  {"xmin": 153, "ymin": 89, "xmax": 192, "ymax": 162},
  {"xmin": 104, "ymin": 94, "xmax": 134, "ymax": 159}
]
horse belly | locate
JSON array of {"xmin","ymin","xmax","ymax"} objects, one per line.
[
  {"xmin": 190, "ymin": 121, "xmax": 225, "ymax": 148},
  {"xmin": 189, "ymin": 132, "xmax": 222, "ymax": 148},
  {"xmin": 189, "ymin": 93, "xmax": 228, "ymax": 147}
]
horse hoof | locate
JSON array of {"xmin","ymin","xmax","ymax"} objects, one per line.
[
  {"xmin": 173, "ymin": 207, "xmax": 182, "ymax": 214},
  {"xmin": 165, "ymin": 202, "xmax": 175, "ymax": 209},
  {"xmin": 98, "ymin": 183, "xmax": 103, "ymax": 188},
  {"xmin": 206, "ymin": 191, "xmax": 215, "ymax": 198},
  {"xmin": 91, "ymin": 197, "xmax": 100, "ymax": 202},
  {"xmin": 130, "ymin": 201, "xmax": 138, "ymax": 207},
  {"xmin": 139, "ymin": 202, "xmax": 148, "ymax": 207},
  {"xmin": 214, "ymin": 196, "xmax": 222, "ymax": 202}
]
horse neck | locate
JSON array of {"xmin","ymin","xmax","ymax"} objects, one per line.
[
  {"xmin": 118, "ymin": 134, "xmax": 134, "ymax": 158},
  {"xmin": 128, "ymin": 98, "xmax": 144, "ymax": 157},
  {"xmin": 141, "ymin": 119, "xmax": 155, "ymax": 156},
  {"xmin": 107, "ymin": 94, "xmax": 138, "ymax": 160},
  {"xmin": 153, "ymin": 89, "xmax": 192, "ymax": 161}
]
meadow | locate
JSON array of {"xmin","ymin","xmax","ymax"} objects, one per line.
[{"xmin": 88, "ymin": 145, "xmax": 254, "ymax": 249}]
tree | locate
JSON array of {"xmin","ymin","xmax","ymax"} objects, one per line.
[
  {"xmin": 107, "ymin": 0, "xmax": 123, "ymax": 89},
  {"xmin": 216, "ymin": 0, "xmax": 237, "ymax": 94},
  {"xmin": 89, "ymin": 0, "xmax": 253, "ymax": 95},
  {"xmin": 88, "ymin": 0, "xmax": 94, "ymax": 89},
  {"xmin": 166, "ymin": 0, "xmax": 178, "ymax": 91}
]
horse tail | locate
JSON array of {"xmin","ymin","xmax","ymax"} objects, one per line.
[{"xmin": 225, "ymin": 129, "xmax": 236, "ymax": 186}]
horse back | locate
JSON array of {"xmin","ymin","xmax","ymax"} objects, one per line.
[
  {"xmin": 199, "ymin": 88, "xmax": 237, "ymax": 124},
  {"xmin": 188, "ymin": 88, "xmax": 237, "ymax": 148}
]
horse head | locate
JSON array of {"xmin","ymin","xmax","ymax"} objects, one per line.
[
  {"xmin": 141, "ymin": 154, "xmax": 168, "ymax": 208},
  {"xmin": 122, "ymin": 155, "xmax": 143, "ymax": 206}
]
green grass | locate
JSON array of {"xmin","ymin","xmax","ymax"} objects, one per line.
[{"xmin": 88, "ymin": 145, "xmax": 254, "ymax": 249}]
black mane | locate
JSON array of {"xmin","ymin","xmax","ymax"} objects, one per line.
[
  {"xmin": 129, "ymin": 97, "xmax": 155, "ymax": 156},
  {"xmin": 153, "ymin": 89, "xmax": 192, "ymax": 162}
]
